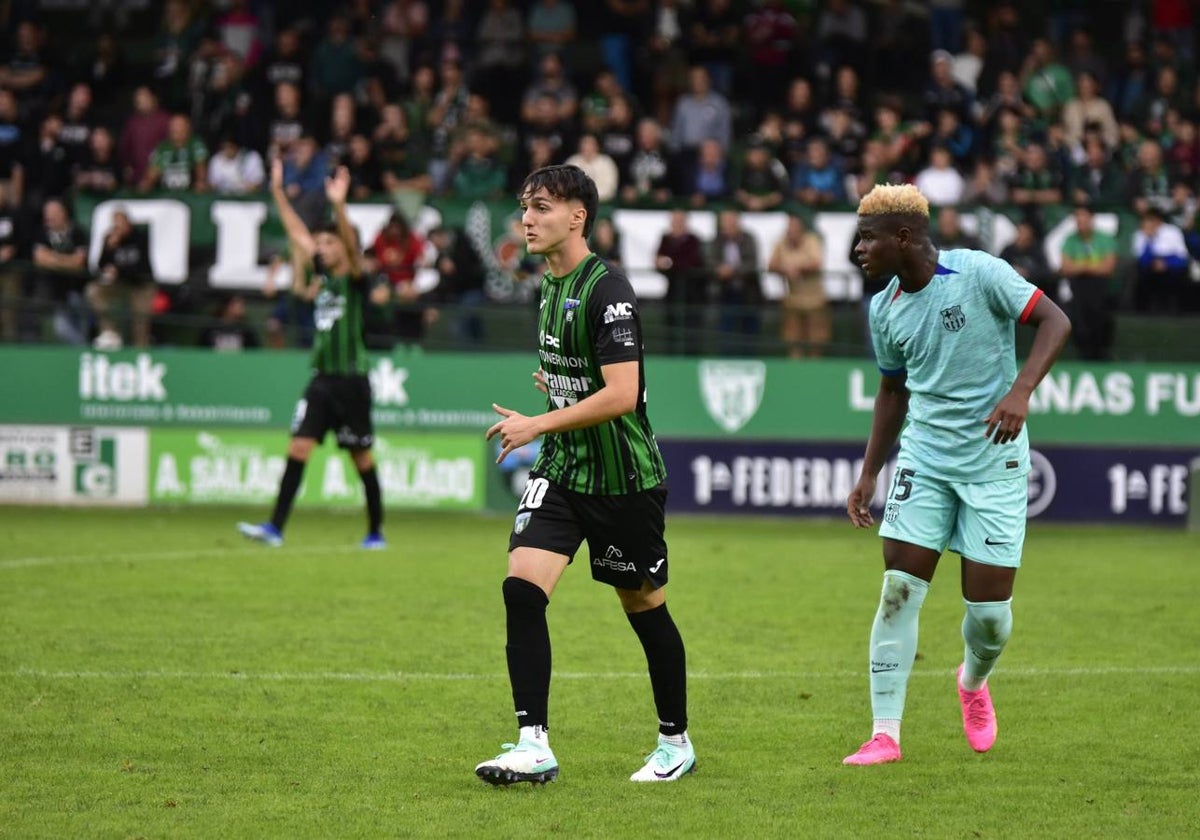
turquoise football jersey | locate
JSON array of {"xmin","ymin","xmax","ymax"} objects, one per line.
[{"xmin": 868, "ymin": 249, "xmax": 1043, "ymax": 483}]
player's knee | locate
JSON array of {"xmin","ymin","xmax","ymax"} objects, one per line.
[
  {"xmin": 503, "ymin": 576, "xmax": 549, "ymax": 610},
  {"xmin": 287, "ymin": 437, "xmax": 316, "ymax": 461},
  {"xmin": 617, "ymin": 583, "xmax": 665, "ymax": 614},
  {"xmin": 964, "ymin": 600, "xmax": 1013, "ymax": 647}
]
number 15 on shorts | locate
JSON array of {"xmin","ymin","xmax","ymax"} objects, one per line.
[
  {"xmin": 884, "ymin": 468, "xmax": 915, "ymax": 523},
  {"xmin": 890, "ymin": 468, "xmax": 915, "ymax": 502}
]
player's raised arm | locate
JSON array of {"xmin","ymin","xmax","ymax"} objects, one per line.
[
  {"xmin": 325, "ymin": 165, "xmax": 363, "ymax": 277},
  {"xmin": 270, "ymin": 156, "xmax": 316, "ymax": 260}
]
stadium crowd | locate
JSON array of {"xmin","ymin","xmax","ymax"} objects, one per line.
[{"xmin": 0, "ymin": 0, "xmax": 1197, "ymax": 359}]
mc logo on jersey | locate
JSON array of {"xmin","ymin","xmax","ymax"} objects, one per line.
[
  {"xmin": 941, "ymin": 304, "xmax": 966, "ymax": 331},
  {"xmin": 603, "ymin": 301, "xmax": 633, "ymax": 323},
  {"xmin": 699, "ymin": 360, "xmax": 767, "ymax": 433}
]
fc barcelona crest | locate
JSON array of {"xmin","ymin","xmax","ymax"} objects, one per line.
[{"xmin": 941, "ymin": 304, "xmax": 966, "ymax": 331}]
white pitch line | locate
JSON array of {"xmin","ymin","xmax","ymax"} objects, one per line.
[
  {"xmin": 6, "ymin": 665, "xmax": 1199, "ymax": 684},
  {"xmin": 0, "ymin": 545, "xmax": 362, "ymax": 570}
]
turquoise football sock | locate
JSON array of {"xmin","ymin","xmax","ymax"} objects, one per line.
[
  {"xmin": 960, "ymin": 599, "xmax": 1013, "ymax": 691},
  {"xmin": 868, "ymin": 570, "xmax": 930, "ymax": 731}
]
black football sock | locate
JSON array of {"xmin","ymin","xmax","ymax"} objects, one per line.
[
  {"xmin": 269, "ymin": 457, "xmax": 305, "ymax": 532},
  {"xmin": 627, "ymin": 603, "xmax": 688, "ymax": 736},
  {"xmin": 358, "ymin": 466, "xmax": 383, "ymax": 534},
  {"xmin": 502, "ymin": 576, "xmax": 551, "ymax": 731}
]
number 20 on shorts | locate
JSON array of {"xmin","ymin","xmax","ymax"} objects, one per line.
[{"xmin": 519, "ymin": 477, "xmax": 550, "ymax": 510}]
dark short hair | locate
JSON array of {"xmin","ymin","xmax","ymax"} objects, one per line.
[
  {"xmin": 312, "ymin": 220, "xmax": 339, "ymax": 236},
  {"xmin": 519, "ymin": 164, "xmax": 599, "ymax": 239}
]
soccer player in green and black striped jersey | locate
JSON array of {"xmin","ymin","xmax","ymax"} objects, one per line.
[
  {"xmin": 474, "ymin": 165, "xmax": 694, "ymax": 787},
  {"xmin": 236, "ymin": 159, "xmax": 385, "ymax": 550}
]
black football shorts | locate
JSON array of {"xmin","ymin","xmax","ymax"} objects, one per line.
[
  {"xmin": 290, "ymin": 373, "xmax": 374, "ymax": 450},
  {"xmin": 508, "ymin": 472, "xmax": 669, "ymax": 590}
]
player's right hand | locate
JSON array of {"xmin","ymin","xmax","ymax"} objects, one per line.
[
  {"xmin": 847, "ymin": 476, "xmax": 876, "ymax": 528},
  {"xmin": 532, "ymin": 369, "xmax": 548, "ymax": 394},
  {"xmin": 270, "ymin": 156, "xmax": 283, "ymax": 190}
]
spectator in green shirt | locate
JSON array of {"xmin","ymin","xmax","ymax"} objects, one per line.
[
  {"xmin": 140, "ymin": 114, "xmax": 208, "ymax": 192},
  {"xmin": 1060, "ymin": 204, "xmax": 1119, "ymax": 360},
  {"xmin": 450, "ymin": 128, "xmax": 507, "ymax": 200},
  {"xmin": 1020, "ymin": 38, "xmax": 1075, "ymax": 120}
]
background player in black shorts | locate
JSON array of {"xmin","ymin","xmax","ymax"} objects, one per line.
[
  {"xmin": 474, "ymin": 165, "xmax": 694, "ymax": 786},
  {"xmin": 237, "ymin": 158, "xmax": 384, "ymax": 550}
]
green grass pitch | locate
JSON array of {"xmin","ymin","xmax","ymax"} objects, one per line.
[{"xmin": 1, "ymin": 507, "xmax": 1197, "ymax": 839}]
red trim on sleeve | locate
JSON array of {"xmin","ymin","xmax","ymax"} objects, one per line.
[{"xmin": 1018, "ymin": 288, "xmax": 1043, "ymax": 324}]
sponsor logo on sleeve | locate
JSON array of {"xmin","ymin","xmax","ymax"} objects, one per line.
[{"xmin": 603, "ymin": 301, "xmax": 634, "ymax": 323}]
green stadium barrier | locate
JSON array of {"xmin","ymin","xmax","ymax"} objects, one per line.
[
  {"xmin": 149, "ymin": 428, "xmax": 484, "ymax": 510},
  {"xmin": 2, "ymin": 346, "xmax": 1198, "ymax": 446}
]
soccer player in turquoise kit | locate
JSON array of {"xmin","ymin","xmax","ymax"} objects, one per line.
[
  {"xmin": 474, "ymin": 165, "xmax": 694, "ymax": 786},
  {"xmin": 843, "ymin": 184, "xmax": 1071, "ymax": 765}
]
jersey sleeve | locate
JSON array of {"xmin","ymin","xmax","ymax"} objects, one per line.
[
  {"xmin": 868, "ymin": 285, "xmax": 905, "ymax": 376},
  {"xmin": 587, "ymin": 266, "xmax": 642, "ymax": 365},
  {"xmin": 981, "ymin": 251, "xmax": 1042, "ymax": 324}
]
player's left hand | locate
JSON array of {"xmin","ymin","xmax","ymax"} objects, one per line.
[
  {"xmin": 487, "ymin": 404, "xmax": 543, "ymax": 463},
  {"xmin": 984, "ymin": 388, "xmax": 1030, "ymax": 445}
]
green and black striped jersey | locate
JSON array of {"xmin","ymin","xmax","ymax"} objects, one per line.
[
  {"xmin": 308, "ymin": 256, "xmax": 368, "ymax": 375},
  {"xmin": 533, "ymin": 254, "xmax": 666, "ymax": 495}
]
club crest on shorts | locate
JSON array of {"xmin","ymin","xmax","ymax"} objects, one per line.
[
  {"xmin": 514, "ymin": 511, "xmax": 531, "ymax": 534},
  {"xmin": 884, "ymin": 503, "xmax": 900, "ymax": 523},
  {"xmin": 941, "ymin": 304, "xmax": 966, "ymax": 331},
  {"xmin": 699, "ymin": 360, "xmax": 767, "ymax": 433}
]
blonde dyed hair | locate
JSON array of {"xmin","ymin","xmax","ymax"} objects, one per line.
[{"xmin": 857, "ymin": 183, "xmax": 930, "ymax": 218}]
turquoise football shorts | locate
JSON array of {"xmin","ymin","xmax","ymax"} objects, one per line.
[{"xmin": 877, "ymin": 461, "xmax": 1027, "ymax": 567}]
